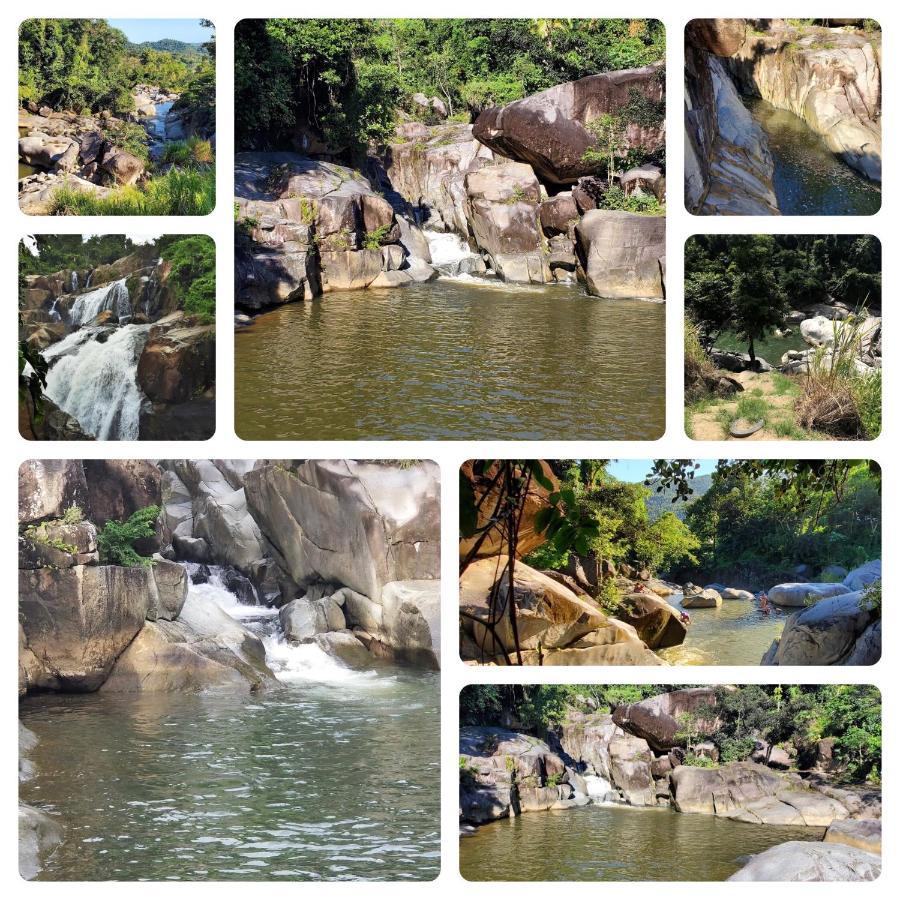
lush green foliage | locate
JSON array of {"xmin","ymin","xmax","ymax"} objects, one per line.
[
  {"xmin": 47, "ymin": 167, "xmax": 216, "ymax": 216},
  {"xmin": 159, "ymin": 236, "xmax": 216, "ymax": 322},
  {"xmin": 235, "ymin": 18, "xmax": 665, "ymax": 156},
  {"xmin": 19, "ymin": 234, "xmax": 135, "ymax": 277},
  {"xmin": 461, "ymin": 683, "xmax": 881, "ymax": 783},
  {"xmin": 19, "ymin": 18, "xmax": 214, "ymax": 114},
  {"xmin": 686, "ymin": 234, "xmax": 881, "ymax": 356},
  {"xmin": 97, "ymin": 506, "xmax": 160, "ymax": 567}
]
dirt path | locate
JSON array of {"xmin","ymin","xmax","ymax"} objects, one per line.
[{"xmin": 689, "ymin": 371, "xmax": 804, "ymax": 440}]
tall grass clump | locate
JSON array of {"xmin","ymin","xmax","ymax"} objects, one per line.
[
  {"xmin": 796, "ymin": 310, "xmax": 880, "ymax": 439},
  {"xmin": 47, "ymin": 167, "xmax": 215, "ymax": 216}
]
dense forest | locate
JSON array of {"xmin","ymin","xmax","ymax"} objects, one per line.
[
  {"xmin": 234, "ymin": 18, "xmax": 664, "ymax": 156},
  {"xmin": 684, "ymin": 235, "xmax": 881, "ymax": 441},
  {"xmin": 472, "ymin": 458, "xmax": 880, "ymax": 592},
  {"xmin": 18, "ymin": 19, "xmax": 215, "ymax": 215},
  {"xmin": 461, "ymin": 683, "xmax": 882, "ymax": 782}
]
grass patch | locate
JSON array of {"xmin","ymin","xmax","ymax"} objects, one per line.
[
  {"xmin": 159, "ymin": 136, "xmax": 214, "ymax": 167},
  {"xmin": 47, "ymin": 167, "xmax": 215, "ymax": 216},
  {"xmin": 735, "ymin": 395, "xmax": 770, "ymax": 422},
  {"xmin": 770, "ymin": 372, "xmax": 800, "ymax": 396}
]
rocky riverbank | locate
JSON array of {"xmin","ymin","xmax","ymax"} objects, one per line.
[
  {"xmin": 459, "ymin": 689, "xmax": 881, "ymax": 881},
  {"xmin": 235, "ymin": 65, "xmax": 665, "ymax": 311},
  {"xmin": 458, "ymin": 462, "xmax": 880, "ymax": 666},
  {"xmin": 685, "ymin": 19, "xmax": 881, "ymax": 214},
  {"xmin": 19, "ymin": 245, "xmax": 215, "ymax": 441},
  {"xmin": 18, "ymin": 82, "xmax": 215, "ymax": 215},
  {"xmin": 19, "ymin": 458, "xmax": 441, "ymax": 878}
]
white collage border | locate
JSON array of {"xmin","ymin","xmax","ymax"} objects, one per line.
[{"xmin": 1, "ymin": 1, "xmax": 896, "ymax": 896}]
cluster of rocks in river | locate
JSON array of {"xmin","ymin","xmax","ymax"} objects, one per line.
[
  {"xmin": 459, "ymin": 688, "xmax": 882, "ymax": 881},
  {"xmin": 19, "ymin": 244, "xmax": 215, "ymax": 441},
  {"xmin": 18, "ymin": 84, "xmax": 210, "ymax": 213},
  {"xmin": 685, "ymin": 19, "xmax": 881, "ymax": 214},
  {"xmin": 235, "ymin": 65, "xmax": 665, "ymax": 312},
  {"xmin": 458, "ymin": 462, "xmax": 880, "ymax": 666},
  {"xmin": 19, "ymin": 458, "xmax": 441, "ymax": 697}
]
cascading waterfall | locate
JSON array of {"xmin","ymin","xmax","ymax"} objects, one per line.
[
  {"xmin": 423, "ymin": 230, "xmax": 491, "ymax": 280},
  {"xmin": 68, "ymin": 271, "xmax": 78, "ymax": 293},
  {"xmin": 42, "ymin": 324, "xmax": 151, "ymax": 440},
  {"xmin": 68, "ymin": 278, "xmax": 132, "ymax": 326},
  {"xmin": 191, "ymin": 565, "xmax": 380, "ymax": 685}
]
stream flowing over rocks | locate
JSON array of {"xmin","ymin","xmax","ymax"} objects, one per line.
[
  {"xmin": 19, "ymin": 246, "xmax": 215, "ymax": 441},
  {"xmin": 459, "ymin": 689, "xmax": 881, "ymax": 881},
  {"xmin": 19, "ymin": 458, "xmax": 441, "ymax": 880},
  {"xmin": 685, "ymin": 19, "xmax": 881, "ymax": 214},
  {"xmin": 235, "ymin": 64, "xmax": 665, "ymax": 311}
]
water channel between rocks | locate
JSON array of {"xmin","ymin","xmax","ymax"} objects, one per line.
[
  {"xmin": 20, "ymin": 574, "xmax": 441, "ymax": 881},
  {"xmin": 745, "ymin": 97, "xmax": 881, "ymax": 215},
  {"xmin": 656, "ymin": 594, "xmax": 785, "ymax": 666},
  {"xmin": 234, "ymin": 279, "xmax": 665, "ymax": 440},
  {"xmin": 459, "ymin": 804, "xmax": 824, "ymax": 881}
]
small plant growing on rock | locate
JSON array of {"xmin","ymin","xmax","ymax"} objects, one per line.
[
  {"xmin": 97, "ymin": 505, "xmax": 160, "ymax": 567},
  {"xmin": 61, "ymin": 504, "xmax": 84, "ymax": 525},
  {"xmin": 363, "ymin": 224, "xmax": 391, "ymax": 250}
]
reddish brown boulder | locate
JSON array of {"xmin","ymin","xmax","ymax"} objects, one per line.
[
  {"xmin": 539, "ymin": 192, "xmax": 580, "ymax": 235},
  {"xmin": 136, "ymin": 324, "xmax": 215, "ymax": 404},
  {"xmin": 473, "ymin": 65, "xmax": 665, "ymax": 186},
  {"xmin": 685, "ymin": 18, "xmax": 748, "ymax": 57}
]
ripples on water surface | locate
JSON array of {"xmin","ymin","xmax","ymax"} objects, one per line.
[
  {"xmin": 460, "ymin": 804, "xmax": 824, "ymax": 881},
  {"xmin": 657, "ymin": 594, "xmax": 784, "ymax": 666},
  {"xmin": 21, "ymin": 670, "xmax": 440, "ymax": 881},
  {"xmin": 234, "ymin": 280, "xmax": 665, "ymax": 440},
  {"xmin": 746, "ymin": 98, "xmax": 881, "ymax": 215}
]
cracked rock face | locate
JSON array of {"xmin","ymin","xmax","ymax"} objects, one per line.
[{"xmin": 244, "ymin": 460, "xmax": 440, "ymax": 603}]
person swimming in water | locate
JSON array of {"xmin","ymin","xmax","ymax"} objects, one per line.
[
  {"xmin": 759, "ymin": 592, "xmax": 770, "ymax": 615},
  {"xmin": 679, "ymin": 610, "xmax": 691, "ymax": 625}
]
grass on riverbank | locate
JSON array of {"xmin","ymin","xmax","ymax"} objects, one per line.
[{"xmin": 47, "ymin": 166, "xmax": 215, "ymax": 216}]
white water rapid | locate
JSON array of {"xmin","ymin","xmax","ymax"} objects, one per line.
[
  {"xmin": 68, "ymin": 278, "xmax": 132, "ymax": 326},
  {"xmin": 190, "ymin": 565, "xmax": 382, "ymax": 686},
  {"xmin": 43, "ymin": 323, "xmax": 151, "ymax": 440},
  {"xmin": 423, "ymin": 230, "xmax": 493, "ymax": 281}
]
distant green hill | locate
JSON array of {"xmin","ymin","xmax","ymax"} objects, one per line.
[
  {"xmin": 645, "ymin": 472, "xmax": 712, "ymax": 522},
  {"xmin": 127, "ymin": 39, "xmax": 205, "ymax": 58}
]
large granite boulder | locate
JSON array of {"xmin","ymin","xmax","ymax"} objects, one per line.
[
  {"xmin": 612, "ymin": 688, "xmax": 720, "ymax": 752},
  {"xmin": 18, "ymin": 521, "xmax": 98, "ymax": 569},
  {"xmin": 473, "ymin": 65, "xmax": 664, "ymax": 186},
  {"xmin": 137, "ymin": 324, "xmax": 215, "ymax": 403},
  {"xmin": 681, "ymin": 587, "xmax": 722, "ymax": 608},
  {"xmin": 458, "ymin": 460, "xmax": 558, "ymax": 561},
  {"xmin": 459, "ymin": 557, "xmax": 658, "ymax": 664},
  {"xmin": 824, "ymin": 818, "xmax": 881, "ymax": 856},
  {"xmin": 102, "ymin": 594, "xmax": 277, "ymax": 693},
  {"xmin": 607, "ymin": 732, "xmax": 655, "ymax": 806},
  {"xmin": 727, "ymin": 841, "xmax": 881, "ymax": 881},
  {"xmin": 244, "ymin": 460, "xmax": 440, "ymax": 604},
  {"xmin": 574, "ymin": 210, "xmax": 665, "ymax": 299},
  {"xmin": 761, "ymin": 590, "xmax": 880, "ymax": 665},
  {"xmin": 767, "ymin": 581, "xmax": 853, "ymax": 607},
  {"xmin": 844, "ymin": 560, "xmax": 881, "ymax": 592},
  {"xmin": 19, "ymin": 804, "xmax": 63, "ymax": 881},
  {"xmin": 18, "ymin": 460, "xmax": 89, "ymax": 526},
  {"xmin": 463, "ymin": 161, "xmax": 547, "ymax": 283},
  {"xmin": 19, "ymin": 565, "xmax": 154, "ymax": 692},
  {"xmin": 82, "ymin": 460, "xmax": 162, "ymax": 528},
  {"xmin": 615, "ymin": 590, "xmax": 687, "ymax": 649}
]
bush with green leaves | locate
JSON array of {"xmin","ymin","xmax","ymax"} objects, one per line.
[
  {"xmin": 159, "ymin": 235, "xmax": 216, "ymax": 322},
  {"xmin": 97, "ymin": 505, "xmax": 160, "ymax": 567}
]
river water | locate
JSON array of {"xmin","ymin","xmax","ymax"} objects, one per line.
[
  {"xmin": 460, "ymin": 804, "xmax": 823, "ymax": 881},
  {"xmin": 234, "ymin": 279, "xmax": 665, "ymax": 440},
  {"xmin": 745, "ymin": 98, "xmax": 881, "ymax": 215},
  {"xmin": 20, "ymin": 573, "xmax": 441, "ymax": 881},
  {"xmin": 657, "ymin": 593, "xmax": 784, "ymax": 666}
]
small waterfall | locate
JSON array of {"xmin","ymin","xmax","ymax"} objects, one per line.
[
  {"xmin": 190, "ymin": 564, "xmax": 380, "ymax": 686},
  {"xmin": 68, "ymin": 271, "xmax": 78, "ymax": 293},
  {"xmin": 85, "ymin": 269, "xmax": 93, "ymax": 289},
  {"xmin": 423, "ymin": 230, "xmax": 488, "ymax": 279},
  {"xmin": 68, "ymin": 278, "xmax": 132, "ymax": 326},
  {"xmin": 48, "ymin": 296, "xmax": 62, "ymax": 322},
  {"xmin": 42, "ymin": 324, "xmax": 151, "ymax": 440}
]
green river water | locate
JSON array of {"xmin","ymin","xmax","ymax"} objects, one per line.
[
  {"xmin": 745, "ymin": 98, "xmax": 881, "ymax": 216},
  {"xmin": 657, "ymin": 593, "xmax": 785, "ymax": 666},
  {"xmin": 20, "ymin": 669, "xmax": 440, "ymax": 881},
  {"xmin": 234, "ymin": 279, "xmax": 665, "ymax": 440},
  {"xmin": 460, "ymin": 804, "xmax": 824, "ymax": 881}
]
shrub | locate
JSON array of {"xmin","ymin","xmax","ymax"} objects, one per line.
[
  {"xmin": 595, "ymin": 578, "xmax": 621, "ymax": 614},
  {"xmin": 683, "ymin": 753, "xmax": 717, "ymax": 768},
  {"xmin": 362, "ymin": 224, "xmax": 391, "ymax": 250},
  {"xmin": 97, "ymin": 506, "xmax": 160, "ymax": 567},
  {"xmin": 160, "ymin": 235, "xmax": 216, "ymax": 323}
]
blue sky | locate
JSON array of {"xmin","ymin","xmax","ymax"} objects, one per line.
[
  {"xmin": 107, "ymin": 19, "xmax": 213, "ymax": 44},
  {"xmin": 607, "ymin": 459, "xmax": 718, "ymax": 484}
]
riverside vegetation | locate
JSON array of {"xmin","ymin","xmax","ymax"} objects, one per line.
[
  {"xmin": 459, "ymin": 460, "xmax": 881, "ymax": 666},
  {"xmin": 18, "ymin": 235, "xmax": 216, "ymax": 441},
  {"xmin": 684, "ymin": 235, "xmax": 881, "ymax": 441},
  {"xmin": 459, "ymin": 684, "xmax": 881, "ymax": 881},
  {"xmin": 685, "ymin": 18, "xmax": 881, "ymax": 215},
  {"xmin": 18, "ymin": 19, "xmax": 215, "ymax": 215},
  {"xmin": 19, "ymin": 459, "xmax": 441, "ymax": 881},
  {"xmin": 234, "ymin": 18, "xmax": 667, "ymax": 439}
]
